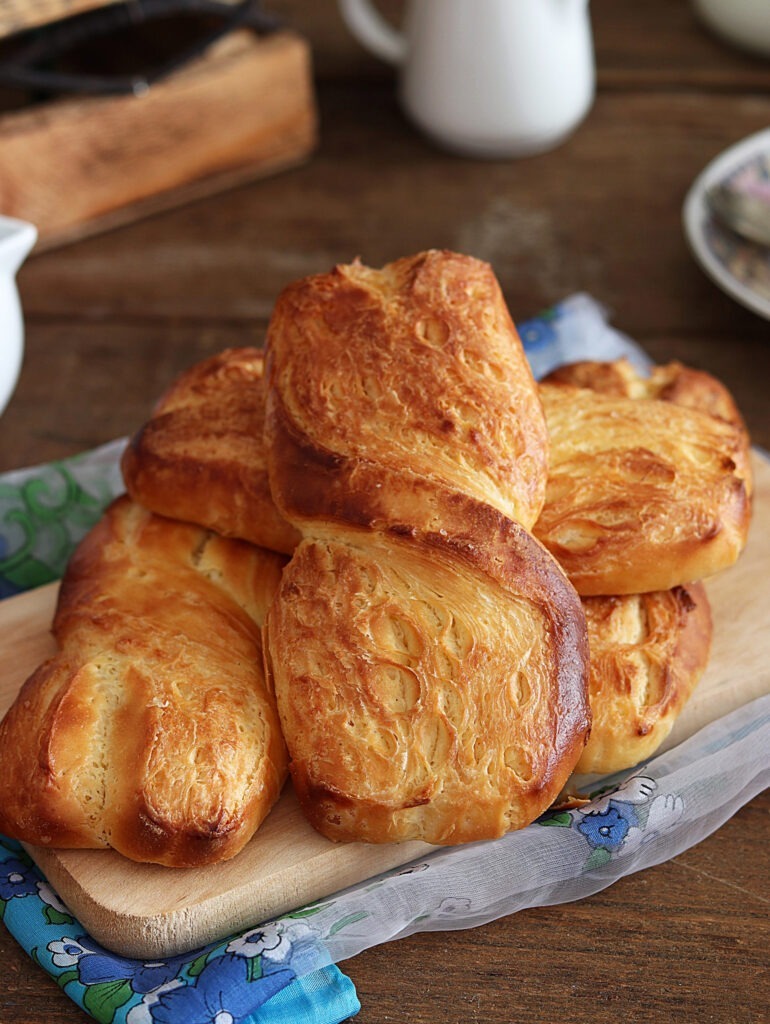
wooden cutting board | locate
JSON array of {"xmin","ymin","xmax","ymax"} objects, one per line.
[{"xmin": 1, "ymin": 454, "xmax": 769, "ymax": 960}]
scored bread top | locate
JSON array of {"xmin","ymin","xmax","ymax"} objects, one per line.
[
  {"xmin": 534, "ymin": 382, "xmax": 751, "ymax": 595},
  {"xmin": 121, "ymin": 348, "xmax": 300, "ymax": 555},
  {"xmin": 0, "ymin": 497, "xmax": 289, "ymax": 867},
  {"xmin": 575, "ymin": 582, "xmax": 712, "ymax": 775},
  {"xmin": 265, "ymin": 250, "xmax": 549, "ymax": 533},
  {"xmin": 265, "ymin": 500, "xmax": 590, "ymax": 845}
]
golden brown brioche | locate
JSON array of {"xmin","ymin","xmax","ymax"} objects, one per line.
[
  {"xmin": 265, "ymin": 506, "xmax": 590, "ymax": 845},
  {"xmin": 543, "ymin": 357, "xmax": 752, "ymax": 494},
  {"xmin": 533, "ymin": 382, "xmax": 751, "ymax": 595},
  {"xmin": 0, "ymin": 497, "xmax": 288, "ymax": 867},
  {"xmin": 121, "ymin": 347, "xmax": 300, "ymax": 555},
  {"xmin": 263, "ymin": 251, "xmax": 590, "ymax": 845},
  {"xmin": 544, "ymin": 357, "xmax": 743, "ymax": 425},
  {"xmin": 576, "ymin": 582, "xmax": 712, "ymax": 775},
  {"xmin": 265, "ymin": 250, "xmax": 549, "ymax": 533}
]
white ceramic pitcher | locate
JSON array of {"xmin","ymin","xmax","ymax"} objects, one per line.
[
  {"xmin": 338, "ymin": 0, "xmax": 595, "ymax": 158},
  {"xmin": 0, "ymin": 217, "xmax": 37, "ymax": 418}
]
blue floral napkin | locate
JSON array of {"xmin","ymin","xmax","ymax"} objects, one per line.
[
  {"xmin": 3, "ymin": 294, "xmax": 764, "ymax": 1024},
  {"xmin": 0, "ymin": 832, "xmax": 358, "ymax": 1023}
]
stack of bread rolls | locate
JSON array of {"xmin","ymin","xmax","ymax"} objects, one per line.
[
  {"xmin": 537, "ymin": 358, "xmax": 750, "ymax": 774},
  {"xmin": 0, "ymin": 251, "xmax": 752, "ymax": 865}
]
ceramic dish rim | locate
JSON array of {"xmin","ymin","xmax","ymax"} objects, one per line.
[{"xmin": 683, "ymin": 126, "xmax": 770, "ymax": 321}]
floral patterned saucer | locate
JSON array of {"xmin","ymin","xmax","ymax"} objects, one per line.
[{"xmin": 683, "ymin": 127, "xmax": 770, "ymax": 320}]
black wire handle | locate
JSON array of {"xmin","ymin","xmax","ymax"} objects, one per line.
[{"xmin": 0, "ymin": 0, "xmax": 282, "ymax": 96}]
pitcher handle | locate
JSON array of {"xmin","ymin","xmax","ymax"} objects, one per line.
[{"xmin": 338, "ymin": 0, "xmax": 407, "ymax": 65}]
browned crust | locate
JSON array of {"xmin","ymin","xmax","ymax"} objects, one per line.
[
  {"xmin": 121, "ymin": 348, "xmax": 300, "ymax": 555},
  {"xmin": 260, "ymin": 252, "xmax": 593, "ymax": 845},
  {"xmin": 544, "ymin": 357, "xmax": 744, "ymax": 426},
  {"xmin": 264, "ymin": 250, "xmax": 549, "ymax": 531},
  {"xmin": 534, "ymin": 382, "xmax": 751, "ymax": 595},
  {"xmin": 0, "ymin": 497, "xmax": 289, "ymax": 867},
  {"xmin": 543, "ymin": 357, "xmax": 753, "ymax": 494},
  {"xmin": 576, "ymin": 581, "xmax": 712, "ymax": 774},
  {"xmin": 265, "ymin": 394, "xmax": 537, "ymax": 541},
  {"xmin": 265, "ymin": 501, "xmax": 590, "ymax": 846}
]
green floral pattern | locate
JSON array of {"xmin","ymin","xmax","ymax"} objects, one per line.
[{"xmin": 0, "ymin": 440, "xmax": 125, "ymax": 599}]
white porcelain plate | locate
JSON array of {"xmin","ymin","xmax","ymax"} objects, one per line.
[{"xmin": 683, "ymin": 127, "xmax": 770, "ymax": 321}]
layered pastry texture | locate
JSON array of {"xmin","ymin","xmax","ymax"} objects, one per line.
[
  {"xmin": 0, "ymin": 256, "xmax": 754, "ymax": 862},
  {"xmin": 263, "ymin": 251, "xmax": 591, "ymax": 844},
  {"xmin": 0, "ymin": 498, "xmax": 288, "ymax": 867},
  {"xmin": 535, "ymin": 371, "xmax": 751, "ymax": 595}
]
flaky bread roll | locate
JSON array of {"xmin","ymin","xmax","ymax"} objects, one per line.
[
  {"xmin": 576, "ymin": 582, "xmax": 712, "ymax": 775},
  {"xmin": 544, "ymin": 357, "xmax": 752, "ymax": 494},
  {"xmin": 0, "ymin": 497, "xmax": 288, "ymax": 867},
  {"xmin": 264, "ymin": 251, "xmax": 590, "ymax": 845},
  {"xmin": 121, "ymin": 348, "xmax": 299, "ymax": 555},
  {"xmin": 533, "ymin": 383, "xmax": 751, "ymax": 595},
  {"xmin": 544, "ymin": 356, "xmax": 744, "ymax": 425},
  {"xmin": 265, "ymin": 249, "xmax": 549, "ymax": 532},
  {"xmin": 265, "ymin": 506, "xmax": 590, "ymax": 845}
]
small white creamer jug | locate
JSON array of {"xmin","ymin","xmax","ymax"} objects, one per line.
[
  {"xmin": 0, "ymin": 217, "xmax": 37, "ymax": 419},
  {"xmin": 338, "ymin": 0, "xmax": 595, "ymax": 158}
]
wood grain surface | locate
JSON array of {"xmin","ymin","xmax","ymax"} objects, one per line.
[{"xmin": 0, "ymin": 1, "xmax": 769, "ymax": 1021}]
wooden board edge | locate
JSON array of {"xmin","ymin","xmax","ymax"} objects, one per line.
[{"xmin": 27, "ymin": 837, "xmax": 430, "ymax": 959}]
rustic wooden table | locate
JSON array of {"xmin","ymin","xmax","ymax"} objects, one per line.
[{"xmin": 1, "ymin": 1, "xmax": 768, "ymax": 1021}]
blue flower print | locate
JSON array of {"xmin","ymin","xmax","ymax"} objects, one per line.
[
  {"xmin": 49, "ymin": 935, "xmax": 192, "ymax": 993},
  {"xmin": 545, "ymin": 776, "xmax": 684, "ymax": 872},
  {"xmin": 147, "ymin": 952, "xmax": 295, "ymax": 1024},
  {"xmin": 226, "ymin": 919, "xmax": 315, "ymax": 966},
  {"xmin": 36, "ymin": 879, "xmax": 70, "ymax": 915},
  {"xmin": 577, "ymin": 805, "xmax": 631, "ymax": 850},
  {"xmin": 35, "ymin": 879, "xmax": 73, "ymax": 924},
  {"xmin": 0, "ymin": 857, "xmax": 38, "ymax": 900}
]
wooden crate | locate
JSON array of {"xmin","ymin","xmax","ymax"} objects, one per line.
[{"xmin": 0, "ymin": 18, "xmax": 317, "ymax": 250}]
